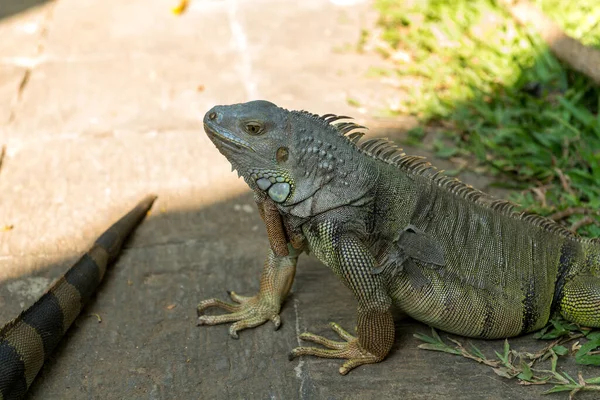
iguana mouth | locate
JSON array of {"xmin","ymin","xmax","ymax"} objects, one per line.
[{"xmin": 204, "ymin": 122, "xmax": 253, "ymax": 151}]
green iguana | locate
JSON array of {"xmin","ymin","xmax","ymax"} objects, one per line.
[
  {"xmin": 0, "ymin": 195, "xmax": 156, "ymax": 400},
  {"xmin": 198, "ymin": 100, "xmax": 600, "ymax": 375}
]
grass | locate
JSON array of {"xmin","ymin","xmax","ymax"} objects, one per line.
[
  {"xmin": 374, "ymin": 0, "xmax": 600, "ymax": 236},
  {"xmin": 415, "ymin": 319, "xmax": 600, "ymax": 397}
]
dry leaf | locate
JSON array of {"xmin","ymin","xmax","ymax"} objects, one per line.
[{"xmin": 172, "ymin": 0, "xmax": 189, "ymax": 15}]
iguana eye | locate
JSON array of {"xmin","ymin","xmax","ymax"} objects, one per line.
[{"xmin": 245, "ymin": 122, "xmax": 263, "ymax": 135}]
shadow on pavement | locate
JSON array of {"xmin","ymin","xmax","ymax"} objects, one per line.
[
  {"xmin": 1, "ymin": 188, "xmax": 597, "ymax": 399},
  {"xmin": 0, "ymin": 0, "xmax": 50, "ymax": 21}
]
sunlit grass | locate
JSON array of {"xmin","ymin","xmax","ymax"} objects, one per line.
[{"xmin": 375, "ymin": 0, "xmax": 600, "ymax": 236}]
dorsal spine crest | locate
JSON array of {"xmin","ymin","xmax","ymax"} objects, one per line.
[{"xmin": 293, "ymin": 109, "xmax": 582, "ymax": 242}]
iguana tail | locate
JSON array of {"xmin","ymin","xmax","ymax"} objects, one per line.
[
  {"xmin": 558, "ymin": 238, "xmax": 600, "ymax": 328},
  {"xmin": 0, "ymin": 195, "xmax": 156, "ymax": 400}
]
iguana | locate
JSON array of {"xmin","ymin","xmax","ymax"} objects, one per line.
[
  {"xmin": 198, "ymin": 100, "xmax": 600, "ymax": 375},
  {"xmin": 0, "ymin": 195, "xmax": 156, "ymax": 400}
]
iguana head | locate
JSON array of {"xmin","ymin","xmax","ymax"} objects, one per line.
[{"xmin": 203, "ymin": 100, "xmax": 373, "ymax": 214}]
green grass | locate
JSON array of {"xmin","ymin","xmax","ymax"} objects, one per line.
[{"xmin": 375, "ymin": 0, "xmax": 600, "ymax": 236}]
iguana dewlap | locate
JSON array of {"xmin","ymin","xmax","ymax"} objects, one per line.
[{"xmin": 197, "ymin": 100, "xmax": 600, "ymax": 375}]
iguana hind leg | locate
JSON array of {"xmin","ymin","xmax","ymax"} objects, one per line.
[
  {"xmin": 290, "ymin": 232, "xmax": 395, "ymax": 374},
  {"xmin": 197, "ymin": 248, "xmax": 298, "ymax": 338},
  {"xmin": 289, "ymin": 309, "xmax": 394, "ymax": 375},
  {"xmin": 560, "ymin": 275, "xmax": 600, "ymax": 328}
]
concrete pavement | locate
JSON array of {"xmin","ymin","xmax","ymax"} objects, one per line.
[{"xmin": 0, "ymin": 0, "xmax": 594, "ymax": 399}]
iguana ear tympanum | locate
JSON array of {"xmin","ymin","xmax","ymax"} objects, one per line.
[{"xmin": 198, "ymin": 100, "xmax": 600, "ymax": 375}]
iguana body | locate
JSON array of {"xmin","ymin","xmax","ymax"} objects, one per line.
[
  {"xmin": 198, "ymin": 100, "xmax": 600, "ymax": 374},
  {"xmin": 0, "ymin": 195, "xmax": 156, "ymax": 399}
]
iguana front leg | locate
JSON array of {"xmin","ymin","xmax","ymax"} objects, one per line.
[
  {"xmin": 197, "ymin": 197, "xmax": 300, "ymax": 338},
  {"xmin": 197, "ymin": 248, "xmax": 298, "ymax": 338},
  {"xmin": 290, "ymin": 233, "xmax": 395, "ymax": 374}
]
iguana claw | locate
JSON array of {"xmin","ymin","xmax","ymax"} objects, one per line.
[
  {"xmin": 289, "ymin": 322, "xmax": 382, "ymax": 375},
  {"xmin": 197, "ymin": 290, "xmax": 282, "ymax": 338}
]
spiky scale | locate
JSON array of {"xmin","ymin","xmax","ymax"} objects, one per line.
[
  {"xmin": 320, "ymin": 113, "xmax": 337, "ymax": 120},
  {"xmin": 347, "ymin": 131, "xmax": 365, "ymax": 140},
  {"xmin": 328, "ymin": 115, "xmax": 351, "ymax": 122},
  {"xmin": 361, "ymin": 138, "xmax": 386, "ymax": 152}
]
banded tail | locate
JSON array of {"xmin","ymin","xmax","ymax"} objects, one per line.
[{"xmin": 0, "ymin": 195, "xmax": 156, "ymax": 400}]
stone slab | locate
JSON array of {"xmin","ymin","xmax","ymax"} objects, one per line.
[
  {"xmin": 43, "ymin": 0, "xmax": 231, "ymax": 58},
  {"xmin": 6, "ymin": 55, "xmax": 246, "ymax": 137},
  {"xmin": 237, "ymin": 0, "xmax": 402, "ymax": 116},
  {"xmin": 0, "ymin": 0, "xmax": 51, "ymax": 59},
  {"xmin": 0, "ymin": 129, "xmax": 248, "ymax": 280}
]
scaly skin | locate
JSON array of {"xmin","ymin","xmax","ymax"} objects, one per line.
[
  {"xmin": 196, "ymin": 195, "xmax": 298, "ymax": 337},
  {"xmin": 197, "ymin": 247, "xmax": 298, "ymax": 339},
  {"xmin": 198, "ymin": 100, "xmax": 600, "ymax": 375}
]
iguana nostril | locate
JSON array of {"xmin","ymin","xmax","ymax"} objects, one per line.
[{"xmin": 209, "ymin": 112, "xmax": 217, "ymax": 120}]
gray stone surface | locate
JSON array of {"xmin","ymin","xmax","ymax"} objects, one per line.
[
  {"xmin": 0, "ymin": 0, "xmax": 596, "ymax": 399},
  {"xmin": 7, "ymin": 55, "xmax": 246, "ymax": 137},
  {"xmin": 0, "ymin": 65, "xmax": 25, "ymax": 126}
]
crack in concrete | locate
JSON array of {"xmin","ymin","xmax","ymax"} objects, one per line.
[
  {"xmin": 293, "ymin": 299, "xmax": 308, "ymax": 400},
  {"xmin": 8, "ymin": 69, "xmax": 30, "ymax": 124},
  {"xmin": 0, "ymin": 145, "xmax": 6, "ymax": 176},
  {"xmin": 8, "ymin": 0, "xmax": 56, "ymax": 123},
  {"xmin": 226, "ymin": 0, "xmax": 259, "ymax": 100},
  {"xmin": 225, "ymin": 336, "xmax": 232, "ymax": 399},
  {"xmin": 14, "ymin": 69, "xmax": 31, "ymax": 102}
]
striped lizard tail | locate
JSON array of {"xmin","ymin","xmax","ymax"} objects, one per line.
[{"xmin": 0, "ymin": 195, "xmax": 156, "ymax": 400}]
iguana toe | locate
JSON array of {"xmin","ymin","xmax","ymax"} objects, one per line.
[
  {"xmin": 229, "ymin": 316, "xmax": 267, "ymax": 339},
  {"xmin": 197, "ymin": 298, "xmax": 238, "ymax": 314},
  {"xmin": 227, "ymin": 290, "xmax": 252, "ymax": 303},
  {"xmin": 196, "ymin": 290, "xmax": 283, "ymax": 338},
  {"xmin": 289, "ymin": 322, "xmax": 382, "ymax": 375},
  {"xmin": 270, "ymin": 314, "xmax": 282, "ymax": 330}
]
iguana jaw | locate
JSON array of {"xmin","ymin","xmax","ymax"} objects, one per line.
[
  {"xmin": 205, "ymin": 117, "xmax": 294, "ymax": 203},
  {"xmin": 203, "ymin": 120, "xmax": 254, "ymax": 152},
  {"xmin": 204, "ymin": 107, "xmax": 294, "ymax": 201}
]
